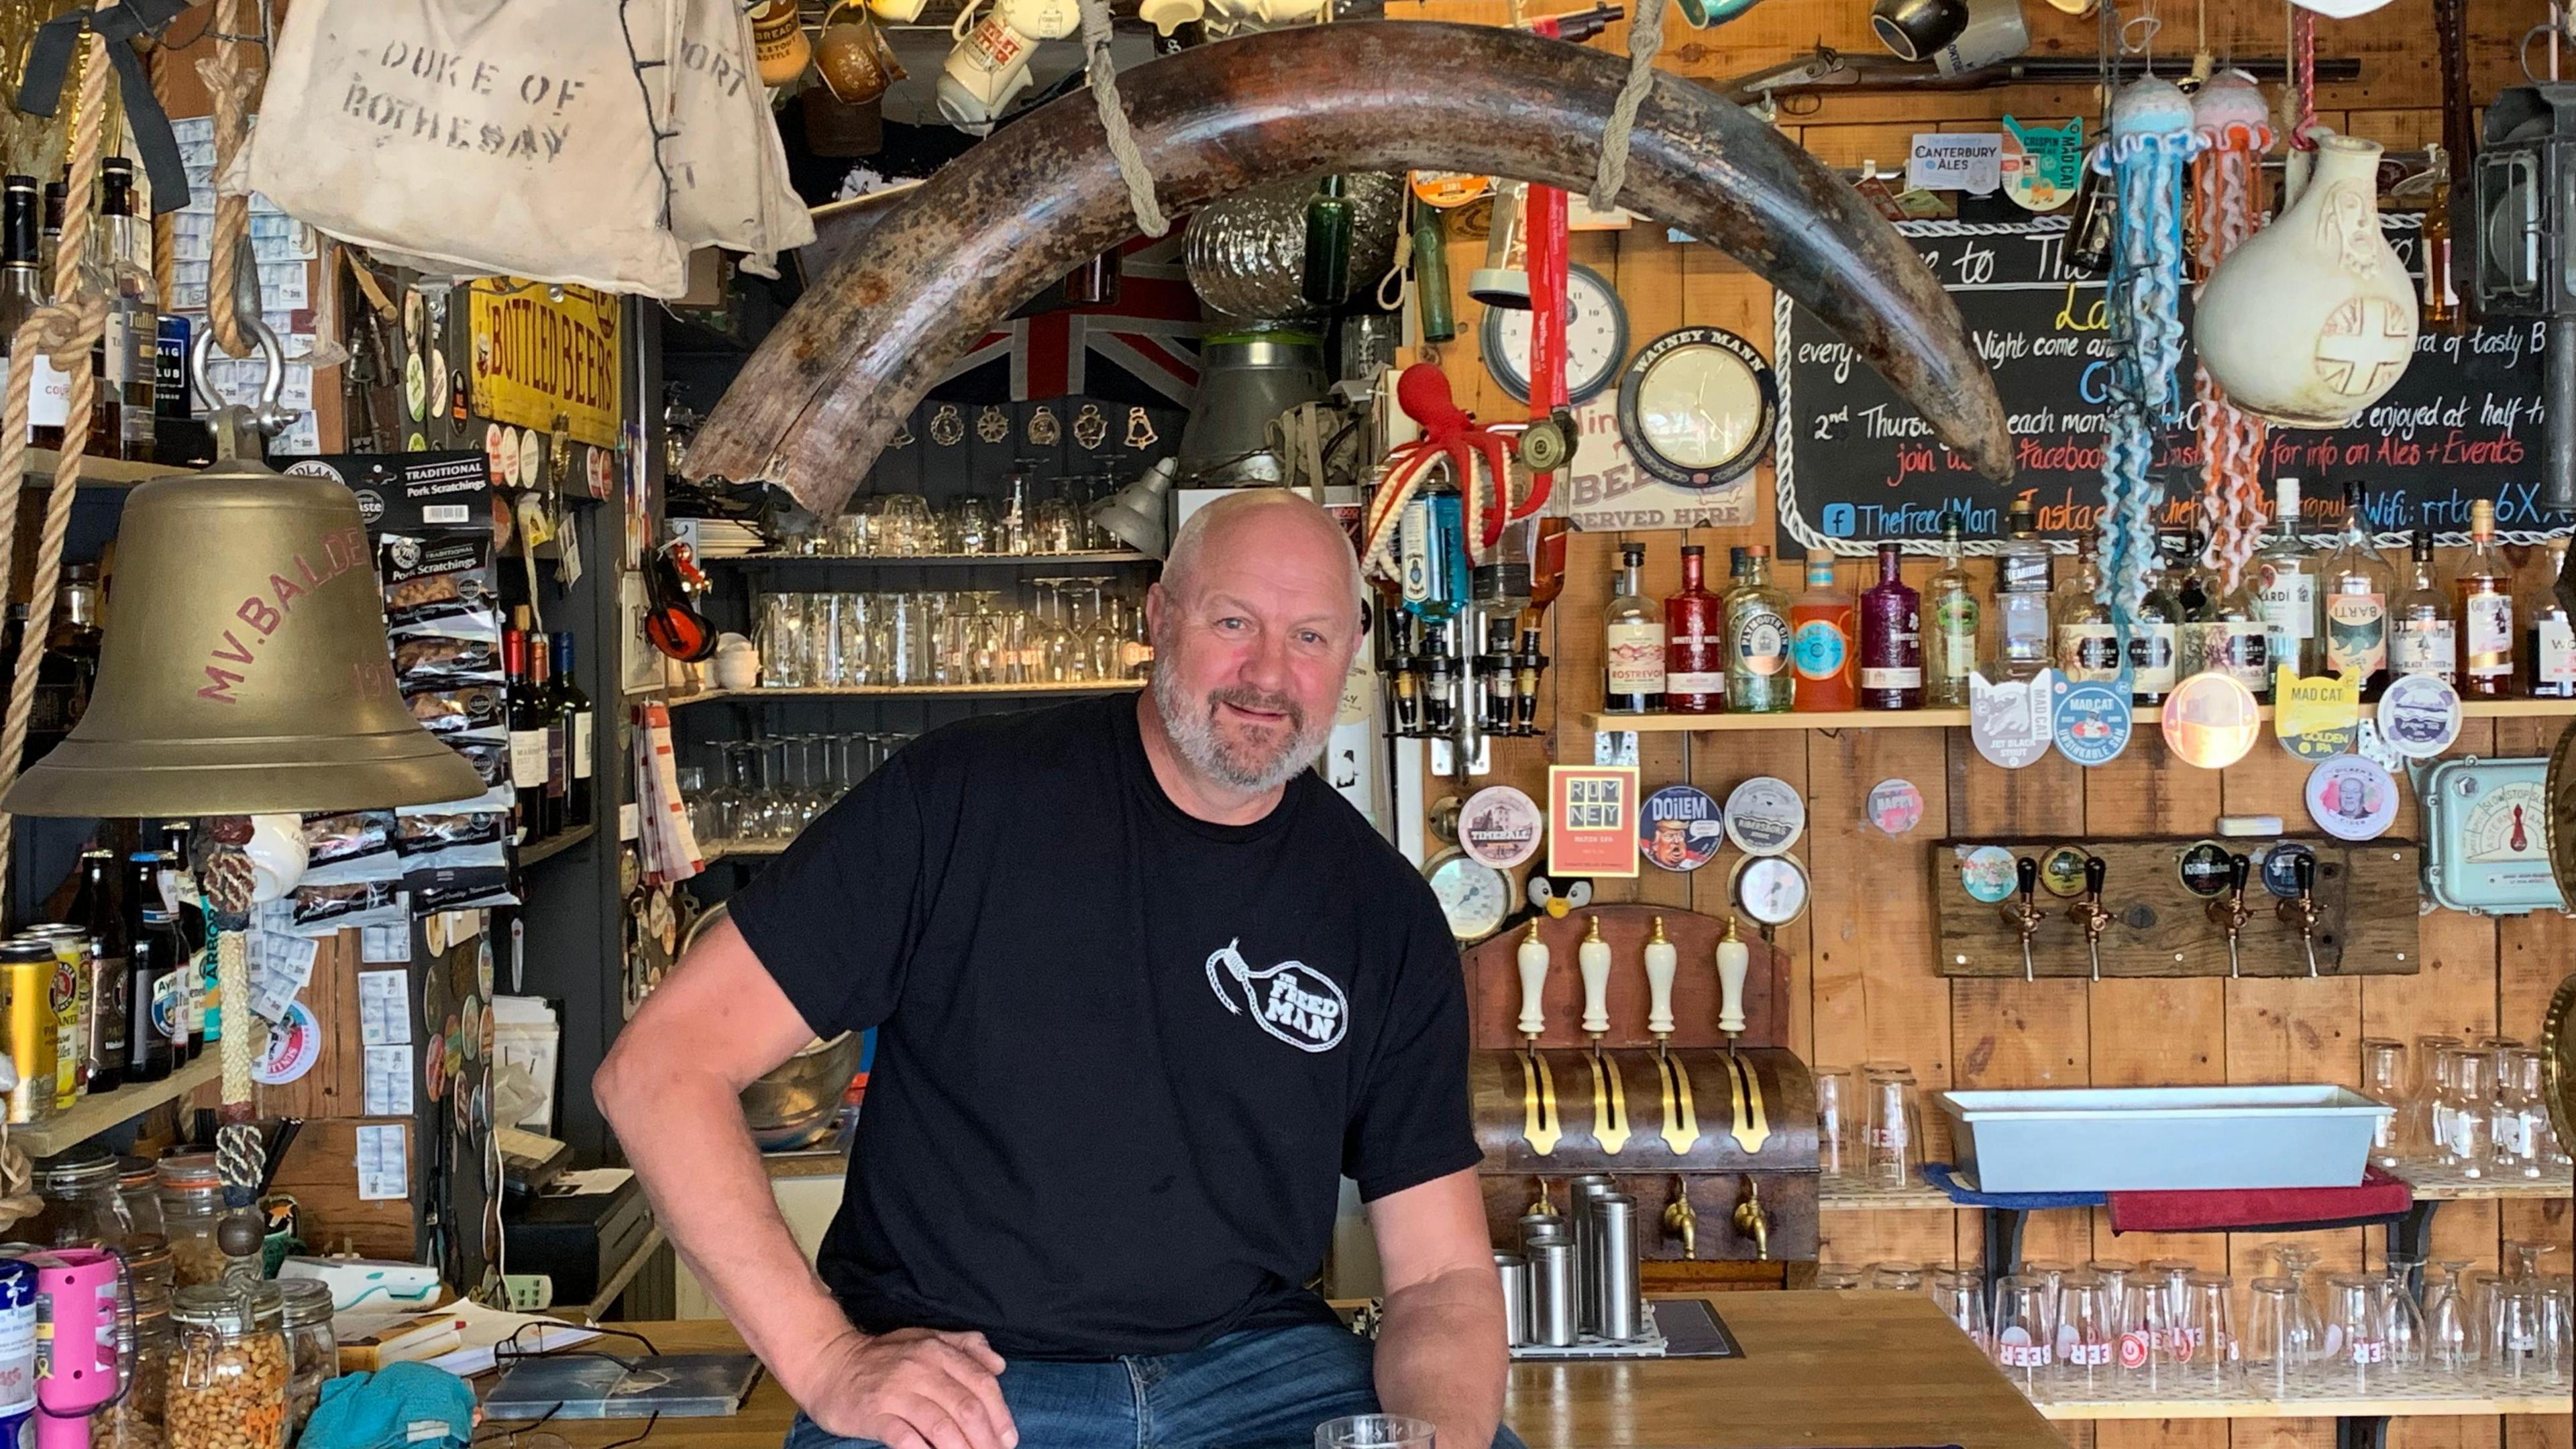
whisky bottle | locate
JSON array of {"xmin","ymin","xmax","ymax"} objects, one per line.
[
  {"xmin": 1603, "ymin": 543, "xmax": 1664, "ymax": 713},
  {"xmin": 2318, "ymin": 480, "xmax": 2394, "ymax": 698},
  {"xmin": 2455, "ymin": 498, "xmax": 2514, "ymax": 697},
  {"xmin": 2390, "ymin": 522, "xmax": 2455, "ymax": 684}
]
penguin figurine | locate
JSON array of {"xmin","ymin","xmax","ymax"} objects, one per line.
[{"xmin": 1498, "ymin": 871, "xmax": 1593, "ymax": 935}]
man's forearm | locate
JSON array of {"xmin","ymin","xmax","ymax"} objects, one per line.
[
  {"xmin": 600, "ymin": 1063, "xmax": 858, "ymax": 1395},
  {"xmin": 1373, "ymin": 1264, "xmax": 1508, "ymax": 1449}
]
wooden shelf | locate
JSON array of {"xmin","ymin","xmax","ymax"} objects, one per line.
[
  {"xmin": 674, "ymin": 681, "xmax": 1140, "ymax": 705},
  {"xmin": 11, "ymin": 1054, "xmax": 219, "ymax": 1157},
  {"xmin": 1818, "ymin": 1165, "xmax": 2570, "ymax": 1211},
  {"xmin": 517, "ymin": 823, "xmax": 596, "ymax": 868},
  {"xmin": 712, "ymin": 550, "xmax": 1153, "ymax": 567},
  {"xmin": 2029, "ymin": 1372, "xmax": 2571, "ymax": 1421},
  {"xmin": 17, "ymin": 449, "xmax": 179, "ymax": 492},
  {"xmin": 1582, "ymin": 698, "xmax": 2576, "ymax": 734}
]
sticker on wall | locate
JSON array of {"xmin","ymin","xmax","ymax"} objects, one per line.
[
  {"xmin": 1866, "ymin": 779, "xmax": 1924, "ymax": 836},
  {"xmin": 483, "ymin": 423, "xmax": 508, "ymax": 484},
  {"xmin": 2307, "ymin": 754, "xmax": 2400, "ymax": 841},
  {"xmin": 1957, "ymin": 844, "xmax": 2019, "ymax": 903},
  {"xmin": 256, "ymin": 1000, "xmax": 323, "ymax": 1086},
  {"xmin": 497, "ymin": 426, "xmax": 523, "ymax": 488},
  {"xmin": 1970, "ymin": 670, "xmax": 2056, "ymax": 769},
  {"xmin": 2051, "ymin": 676, "xmax": 2133, "ymax": 766},
  {"xmin": 1460, "ymin": 786, "xmax": 1544, "ymax": 869},
  {"xmin": 1723, "ymin": 777, "xmax": 1806, "ymax": 856},
  {"xmin": 2177, "ymin": 840, "xmax": 2235, "ymax": 898},
  {"xmin": 2001, "ymin": 115, "xmax": 2085, "ymax": 211},
  {"xmin": 2162, "ymin": 672, "xmax": 2261, "ymax": 769},
  {"xmin": 1639, "ymin": 785, "xmax": 1725, "ymax": 872},
  {"xmin": 1547, "ymin": 765, "xmax": 1641, "ymax": 878},
  {"xmin": 2354, "ymin": 718, "xmax": 2403, "ymax": 773},
  {"xmin": 2377, "ymin": 673, "xmax": 2463, "ymax": 759},
  {"xmin": 2039, "ymin": 845, "xmax": 2093, "ymax": 898},
  {"xmin": 517, "ymin": 427, "xmax": 543, "ymax": 490},
  {"xmin": 2275, "ymin": 669, "xmax": 2362, "ymax": 761}
]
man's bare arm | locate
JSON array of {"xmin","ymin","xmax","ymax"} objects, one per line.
[
  {"xmin": 1366, "ymin": 1169, "xmax": 1508, "ymax": 1449},
  {"xmin": 593, "ymin": 916, "xmax": 1015, "ymax": 1449}
]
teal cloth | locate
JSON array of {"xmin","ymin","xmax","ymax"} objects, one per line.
[{"xmin": 299, "ymin": 1362, "xmax": 476, "ymax": 1449}]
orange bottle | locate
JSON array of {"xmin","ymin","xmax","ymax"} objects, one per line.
[{"xmin": 1790, "ymin": 555, "xmax": 1858, "ymax": 711}]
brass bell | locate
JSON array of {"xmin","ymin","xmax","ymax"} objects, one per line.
[{"xmin": 5, "ymin": 455, "xmax": 486, "ymax": 817}]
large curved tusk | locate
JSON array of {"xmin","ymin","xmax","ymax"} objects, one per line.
[{"xmin": 687, "ymin": 21, "xmax": 2012, "ymax": 515}]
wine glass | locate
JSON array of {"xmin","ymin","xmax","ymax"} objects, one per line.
[
  {"xmin": 2243, "ymin": 1278, "xmax": 2307, "ymax": 1397},
  {"xmin": 2270, "ymin": 1246, "xmax": 2327, "ymax": 1364},
  {"xmin": 2424, "ymin": 1260, "xmax": 2481, "ymax": 1373}
]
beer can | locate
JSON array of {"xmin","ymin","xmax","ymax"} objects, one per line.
[
  {"xmin": 0, "ymin": 1256, "xmax": 32, "ymax": 1426},
  {"xmin": 20, "ymin": 927, "xmax": 89, "ymax": 1102},
  {"xmin": 1495, "ymin": 1251, "xmax": 1529, "ymax": 1348},
  {"xmin": 1594, "ymin": 1194, "xmax": 1640, "ymax": 1343},
  {"xmin": 0, "ymin": 943, "xmax": 57, "ymax": 1124}
]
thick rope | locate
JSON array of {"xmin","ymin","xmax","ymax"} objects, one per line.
[
  {"xmin": 1075, "ymin": 0, "xmax": 1167, "ymax": 237},
  {"xmin": 2286, "ymin": 6, "xmax": 2317, "ymax": 152},
  {"xmin": 197, "ymin": 0, "xmax": 256, "ymax": 357},
  {"xmin": 1588, "ymin": 0, "xmax": 1667, "ymax": 213}
]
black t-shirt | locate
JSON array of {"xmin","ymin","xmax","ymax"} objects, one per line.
[{"xmin": 729, "ymin": 694, "xmax": 1478, "ymax": 1358}]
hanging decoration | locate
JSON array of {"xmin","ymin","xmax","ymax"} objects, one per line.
[
  {"xmin": 2090, "ymin": 76, "xmax": 2203, "ymax": 619},
  {"xmin": 2190, "ymin": 70, "xmax": 2274, "ymax": 594},
  {"xmin": 1358, "ymin": 364, "xmax": 1538, "ymax": 583}
]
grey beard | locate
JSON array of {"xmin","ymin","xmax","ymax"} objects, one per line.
[{"xmin": 1149, "ymin": 663, "xmax": 1330, "ymax": 794}]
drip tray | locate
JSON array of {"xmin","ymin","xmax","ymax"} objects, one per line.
[{"xmin": 1510, "ymin": 1298, "xmax": 1743, "ymax": 1361}]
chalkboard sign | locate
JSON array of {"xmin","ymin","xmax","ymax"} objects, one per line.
[{"xmin": 1772, "ymin": 215, "xmax": 2571, "ymax": 555}]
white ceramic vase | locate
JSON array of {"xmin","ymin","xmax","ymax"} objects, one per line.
[{"xmin": 2194, "ymin": 132, "xmax": 2418, "ymax": 429}]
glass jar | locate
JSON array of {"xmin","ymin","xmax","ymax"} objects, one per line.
[
  {"xmin": 2435, "ymin": 1047, "xmax": 2496, "ymax": 1177},
  {"xmin": 156, "ymin": 1155, "xmax": 227, "ymax": 1287},
  {"xmin": 28, "ymin": 1144, "xmax": 126, "ymax": 1249},
  {"xmin": 169, "ymin": 1283, "xmax": 289, "ymax": 1449},
  {"xmin": 100, "ymin": 1295, "xmax": 170, "ymax": 1449},
  {"xmin": 125, "ymin": 1232, "xmax": 174, "ymax": 1307},
  {"xmin": 115, "ymin": 1155, "xmax": 164, "ymax": 1239},
  {"xmin": 277, "ymin": 1277, "xmax": 339, "ymax": 1436}
]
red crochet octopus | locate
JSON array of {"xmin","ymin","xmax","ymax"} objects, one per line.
[{"xmin": 1359, "ymin": 363, "xmax": 1546, "ymax": 580}]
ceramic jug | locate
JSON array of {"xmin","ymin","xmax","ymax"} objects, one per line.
[{"xmin": 2194, "ymin": 132, "xmax": 2418, "ymax": 428}]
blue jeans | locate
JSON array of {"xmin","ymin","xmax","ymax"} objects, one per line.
[{"xmin": 783, "ymin": 1321, "xmax": 1525, "ymax": 1449}]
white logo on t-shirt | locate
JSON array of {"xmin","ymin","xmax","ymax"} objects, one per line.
[{"xmin": 1203, "ymin": 939, "xmax": 1348, "ymax": 1053}]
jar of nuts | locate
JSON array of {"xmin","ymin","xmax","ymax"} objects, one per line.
[
  {"xmin": 125, "ymin": 1233, "xmax": 174, "ymax": 1306},
  {"xmin": 116, "ymin": 1155, "xmax": 166, "ymax": 1240},
  {"xmin": 276, "ymin": 1277, "xmax": 339, "ymax": 1437},
  {"xmin": 168, "ymin": 1283, "xmax": 289, "ymax": 1449},
  {"xmin": 99, "ymin": 1289, "xmax": 170, "ymax": 1449},
  {"xmin": 28, "ymin": 1144, "xmax": 127, "ymax": 1250},
  {"xmin": 156, "ymin": 1155, "xmax": 227, "ymax": 1287}
]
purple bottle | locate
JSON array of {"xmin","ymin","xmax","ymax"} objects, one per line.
[{"xmin": 1859, "ymin": 541, "xmax": 1923, "ymax": 710}]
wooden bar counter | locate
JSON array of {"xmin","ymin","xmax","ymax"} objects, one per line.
[{"xmin": 511, "ymin": 1293, "xmax": 2062, "ymax": 1449}]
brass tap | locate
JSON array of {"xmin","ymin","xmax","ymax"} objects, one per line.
[
  {"xmin": 2206, "ymin": 853, "xmax": 2253, "ymax": 978},
  {"xmin": 2002, "ymin": 855, "xmax": 2047, "ymax": 981},
  {"xmin": 2072, "ymin": 854, "xmax": 2112, "ymax": 982},
  {"xmin": 1731, "ymin": 1177, "xmax": 1770, "ymax": 1261},
  {"xmin": 2275, "ymin": 849, "xmax": 2324, "ymax": 977},
  {"xmin": 1663, "ymin": 1177, "xmax": 1697, "ymax": 1259}
]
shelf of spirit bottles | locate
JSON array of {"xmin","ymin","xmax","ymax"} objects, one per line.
[
  {"xmin": 17, "ymin": 449, "xmax": 181, "ymax": 490},
  {"xmin": 674, "ymin": 681, "xmax": 1143, "ymax": 706},
  {"xmin": 10, "ymin": 1055, "xmax": 221, "ymax": 1157},
  {"xmin": 710, "ymin": 551, "xmax": 1155, "ymax": 568},
  {"xmin": 1580, "ymin": 698, "xmax": 2576, "ymax": 734}
]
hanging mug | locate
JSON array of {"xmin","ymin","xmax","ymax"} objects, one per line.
[
  {"xmin": 818, "ymin": 1, "xmax": 907, "ymax": 105},
  {"xmin": 750, "ymin": 0, "xmax": 813, "ymax": 87}
]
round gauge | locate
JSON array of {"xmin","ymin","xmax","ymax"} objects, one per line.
[
  {"xmin": 1729, "ymin": 852, "xmax": 1812, "ymax": 929},
  {"xmin": 1616, "ymin": 326, "xmax": 1777, "ymax": 489},
  {"xmin": 1482, "ymin": 262, "xmax": 1629, "ymax": 405},
  {"xmin": 1426, "ymin": 849, "xmax": 1512, "ymax": 941}
]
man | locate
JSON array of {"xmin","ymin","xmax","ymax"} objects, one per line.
[{"xmin": 596, "ymin": 490, "xmax": 1512, "ymax": 1449}]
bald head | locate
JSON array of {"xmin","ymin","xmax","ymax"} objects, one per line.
[{"xmin": 1160, "ymin": 488, "xmax": 1364, "ymax": 625}]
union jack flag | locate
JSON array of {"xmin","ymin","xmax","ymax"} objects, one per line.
[{"xmin": 931, "ymin": 232, "xmax": 1203, "ymax": 407}]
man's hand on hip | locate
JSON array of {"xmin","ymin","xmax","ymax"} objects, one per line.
[{"xmin": 796, "ymin": 1326, "xmax": 1019, "ymax": 1449}]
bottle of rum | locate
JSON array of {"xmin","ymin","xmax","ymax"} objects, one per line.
[
  {"xmin": 2528, "ymin": 539, "xmax": 2574, "ymax": 699},
  {"xmin": 1996, "ymin": 497, "xmax": 2053, "ymax": 680},
  {"xmin": 2175, "ymin": 528, "xmax": 2216, "ymax": 678},
  {"xmin": 99, "ymin": 159, "xmax": 157, "ymax": 464},
  {"xmin": 2456, "ymin": 497, "xmax": 2514, "ymax": 697},
  {"xmin": 1726, "ymin": 545, "xmax": 1793, "ymax": 714},
  {"xmin": 1924, "ymin": 513, "xmax": 1980, "ymax": 706},
  {"xmin": 1859, "ymin": 541, "xmax": 1923, "ymax": 710},
  {"xmin": 2133, "ymin": 537, "xmax": 2181, "ymax": 704},
  {"xmin": 2420, "ymin": 144, "xmax": 2460, "ymax": 332},
  {"xmin": 2256, "ymin": 477, "xmax": 2322, "ymax": 679},
  {"xmin": 2318, "ymin": 480, "xmax": 2395, "ymax": 697},
  {"xmin": 1602, "ymin": 543, "xmax": 1664, "ymax": 714},
  {"xmin": 2390, "ymin": 519, "xmax": 2456, "ymax": 684},
  {"xmin": 2206, "ymin": 566, "xmax": 2274, "ymax": 698},
  {"xmin": 2051, "ymin": 537, "xmax": 2119, "ymax": 684},
  {"xmin": 1662, "ymin": 544, "xmax": 1724, "ymax": 715},
  {"xmin": 1790, "ymin": 555, "xmax": 1857, "ymax": 711}
]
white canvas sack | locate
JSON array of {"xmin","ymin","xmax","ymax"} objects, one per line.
[{"xmin": 650, "ymin": 0, "xmax": 814, "ymax": 278}]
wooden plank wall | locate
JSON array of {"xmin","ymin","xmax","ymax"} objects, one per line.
[{"xmin": 1393, "ymin": 4, "xmax": 2570, "ymax": 1448}]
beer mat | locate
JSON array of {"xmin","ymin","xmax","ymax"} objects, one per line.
[
  {"xmin": 2105, "ymin": 1165, "xmax": 2411, "ymax": 1234},
  {"xmin": 1506, "ymin": 1299, "xmax": 1743, "ymax": 1362},
  {"xmin": 1920, "ymin": 1163, "xmax": 2105, "ymax": 1210}
]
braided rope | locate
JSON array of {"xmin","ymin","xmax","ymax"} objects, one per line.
[
  {"xmin": 1076, "ymin": 0, "xmax": 1168, "ymax": 237},
  {"xmin": 1587, "ymin": 0, "xmax": 1667, "ymax": 213},
  {"xmin": 2287, "ymin": 6, "xmax": 2317, "ymax": 152},
  {"xmin": 197, "ymin": 0, "xmax": 256, "ymax": 358},
  {"xmin": 2192, "ymin": 125, "xmax": 2269, "ymax": 594},
  {"xmin": 0, "ymin": 20, "xmax": 113, "ymax": 883}
]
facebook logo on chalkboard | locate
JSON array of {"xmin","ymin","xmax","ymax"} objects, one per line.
[{"xmin": 1821, "ymin": 503, "xmax": 1857, "ymax": 537}]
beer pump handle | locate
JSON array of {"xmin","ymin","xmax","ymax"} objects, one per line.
[
  {"xmin": 1578, "ymin": 916, "xmax": 1611, "ymax": 1035},
  {"xmin": 1516, "ymin": 920, "xmax": 1550, "ymax": 1038},
  {"xmin": 1715, "ymin": 917, "xmax": 1750, "ymax": 1036},
  {"xmin": 1644, "ymin": 918, "xmax": 1677, "ymax": 1036}
]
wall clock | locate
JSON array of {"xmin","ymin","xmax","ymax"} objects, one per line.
[
  {"xmin": 1615, "ymin": 326, "xmax": 1778, "ymax": 490},
  {"xmin": 1481, "ymin": 262, "xmax": 1629, "ymax": 405}
]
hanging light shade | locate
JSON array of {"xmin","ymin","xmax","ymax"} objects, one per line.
[{"xmin": 5, "ymin": 456, "xmax": 486, "ymax": 818}]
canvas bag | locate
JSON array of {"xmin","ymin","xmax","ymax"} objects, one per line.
[
  {"xmin": 244, "ymin": 0, "xmax": 689, "ymax": 296},
  {"xmin": 649, "ymin": 0, "xmax": 814, "ymax": 279}
]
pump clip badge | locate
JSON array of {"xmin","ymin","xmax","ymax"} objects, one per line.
[
  {"xmin": 2051, "ymin": 676, "xmax": 2132, "ymax": 767},
  {"xmin": 2001, "ymin": 115, "xmax": 2084, "ymax": 211},
  {"xmin": 1970, "ymin": 669, "xmax": 2057, "ymax": 769}
]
